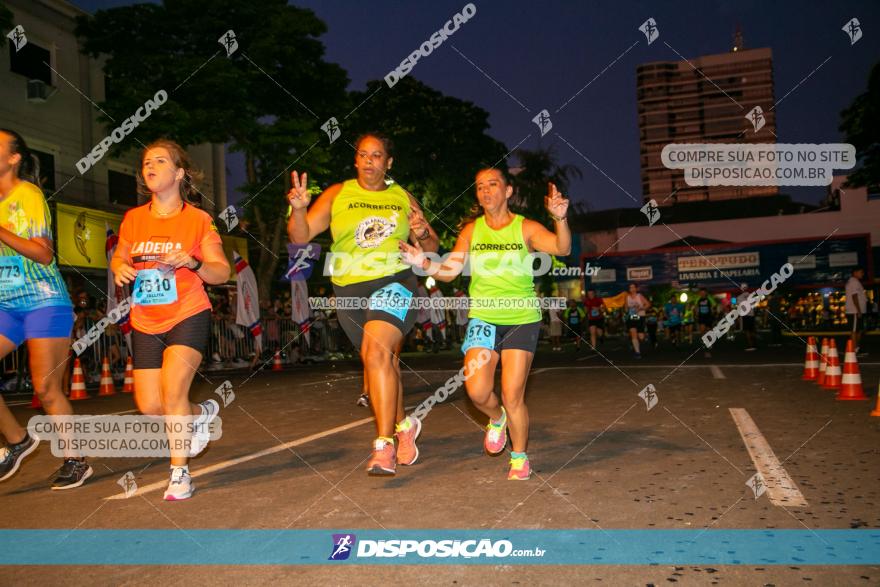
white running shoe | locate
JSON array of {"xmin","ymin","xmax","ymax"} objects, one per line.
[
  {"xmin": 163, "ymin": 467, "xmax": 193, "ymax": 501},
  {"xmin": 189, "ymin": 399, "xmax": 220, "ymax": 457}
]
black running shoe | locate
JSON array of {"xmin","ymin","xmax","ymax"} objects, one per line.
[
  {"xmin": 356, "ymin": 393, "xmax": 370, "ymax": 408},
  {"xmin": 0, "ymin": 434, "xmax": 39, "ymax": 482},
  {"xmin": 50, "ymin": 458, "xmax": 93, "ymax": 490}
]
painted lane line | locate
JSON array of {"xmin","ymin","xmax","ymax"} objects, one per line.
[
  {"xmin": 105, "ymin": 415, "xmax": 375, "ymax": 500},
  {"xmin": 709, "ymin": 365, "xmax": 726, "ymax": 379},
  {"xmin": 729, "ymin": 408, "xmax": 808, "ymax": 508}
]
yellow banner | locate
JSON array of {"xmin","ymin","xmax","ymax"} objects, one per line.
[
  {"xmin": 56, "ymin": 203, "xmax": 248, "ymax": 283},
  {"xmin": 55, "ymin": 203, "xmax": 122, "ymax": 269}
]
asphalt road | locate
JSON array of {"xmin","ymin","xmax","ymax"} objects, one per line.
[{"xmin": 1, "ymin": 336, "xmax": 879, "ymax": 585}]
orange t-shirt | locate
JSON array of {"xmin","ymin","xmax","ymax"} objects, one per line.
[{"xmin": 118, "ymin": 202, "xmax": 223, "ymax": 334}]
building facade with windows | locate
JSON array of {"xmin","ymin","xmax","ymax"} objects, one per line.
[{"xmin": 637, "ymin": 43, "xmax": 778, "ymax": 206}]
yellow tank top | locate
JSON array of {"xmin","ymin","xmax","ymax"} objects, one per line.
[{"xmin": 329, "ymin": 179, "xmax": 411, "ymax": 286}]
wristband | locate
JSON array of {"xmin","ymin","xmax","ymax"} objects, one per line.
[
  {"xmin": 191, "ymin": 258, "xmax": 203, "ymax": 272},
  {"xmin": 551, "ymin": 215, "xmax": 567, "ymax": 222}
]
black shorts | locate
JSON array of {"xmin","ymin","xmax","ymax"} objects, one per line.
[
  {"xmin": 742, "ymin": 315, "xmax": 756, "ymax": 332},
  {"xmin": 667, "ymin": 323, "xmax": 682, "ymax": 333},
  {"xmin": 132, "ymin": 309, "xmax": 211, "ymax": 370},
  {"xmin": 626, "ymin": 316, "xmax": 645, "ymax": 333},
  {"xmin": 333, "ymin": 270, "xmax": 420, "ymax": 351},
  {"xmin": 588, "ymin": 318, "xmax": 604, "ymax": 329},
  {"xmin": 464, "ymin": 320, "xmax": 541, "ymax": 354},
  {"xmin": 847, "ymin": 313, "xmax": 865, "ymax": 333},
  {"xmin": 697, "ymin": 314, "xmax": 714, "ymax": 327}
]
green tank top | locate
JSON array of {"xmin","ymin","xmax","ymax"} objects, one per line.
[
  {"xmin": 468, "ymin": 214, "xmax": 540, "ymax": 325},
  {"xmin": 330, "ymin": 179, "xmax": 411, "ymax": 286}
]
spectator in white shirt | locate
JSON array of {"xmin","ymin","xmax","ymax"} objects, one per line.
[{"xmin": 844, "ymin": 267, "xmax": 867, "ymax": 355}]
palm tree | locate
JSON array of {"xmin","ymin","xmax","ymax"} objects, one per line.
[{"xmin": 510, "ymin": 147, "xmax": 583, "ymax": 223}]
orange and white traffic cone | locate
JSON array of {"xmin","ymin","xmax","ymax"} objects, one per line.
[
  {"xmin": 69, "ymin": 358, "xmax": 88, "ymax": 400},
  {"xmin": 98, "ymin": 356, "xmax": 116, "ymax": 396},
  {"xmin": 801, "ymin": 336, "xmax": 819, "ymax": 381},
  {"xmin": 272, "ymin": 350, "xmax": 283, "ymax": 371},
  {"xmin": 816, "ymin": 338, "xmax": 828, "ymax": 387},
  {"xmin": 822, "ymin": 339, "xmax": 842, "ymax": 390},
  {"xmin": 871, "ymin": 381, "xmax": 880, "ymax": 417},
  {"xmin": 122, "ymin": 356, "xmax": 134, "ymax": 393},
  {"xmin": 837, "ymin": 339, "xmax": 868, "ymax": 401},
  {"xmin": 30, "ymin": 392, "xmax": 41, "ymax": 409}
]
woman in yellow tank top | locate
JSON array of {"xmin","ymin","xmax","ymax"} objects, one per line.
[
  {"xmin": 286, "ymin": 133, "xmax": 439, "ymax": 476},
  {"xmin": 399, "ymin": 168, "xmax": 570, "ymax": 480}
]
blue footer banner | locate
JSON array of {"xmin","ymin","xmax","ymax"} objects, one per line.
[{"xmin": 1, "ymin": 530, "xmax": 879, "ymax": 565}]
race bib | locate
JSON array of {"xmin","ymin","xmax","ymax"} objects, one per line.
[
  {"xmin": 132, "ymin": 269, "xmax": 178, "ymax": 306},
  {"xmin": 627, "ymin": 307, "xmax": 639, "ymax": 319},
  {"xmin": 0, "ymin": 256, "xmax": 25, "ymax": 290},
  {"xmin": 461, "ymin": 318, "xmax": 496, "ymax": 354},
  {"xmin": 368, "ymin": 282, "xmax": 412, "ymax": 322},
  {"xmin": 700, "ymin": 304, "xmax": 709, "ymax": 314},
  {"xmin": 590, "ymin": 307, "xmax": 600, "ymax": 318},
  {"xmin": 569, "ymin": 315, "xmax": 580, "ymax": 325}
]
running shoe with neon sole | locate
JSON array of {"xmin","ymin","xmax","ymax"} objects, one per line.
[
  {"xmin": 507, "ymin": 454, "xmax": 531, "ymax": 481},
  {"xmin": 50, "ymin": 458, "xmax": 93, "ymax": 490},
  {"xmin": 189, "ymin": 399, "xmax": 220, "ymax": 457},
  {"xmin": 163, "ymin": 467, "xmax": 194, "ymax": 501},
  {"xmin": 484, "ymin": 408, "xmax": 508, "ymax": 455},
  {"xmin": 395, "ymin": 416, "xmax": 422, "ymax": 466},
  {"xmin": 366, "ymin": 438, "xmax": 396, "ymax": 476},
  {"xmin": 0, "ymin": 433, "xmax": 38, "ymax": 482}
]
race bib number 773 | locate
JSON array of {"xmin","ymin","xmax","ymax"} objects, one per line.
[{"xmin": 0, "ymin": 256, "xmax": 25, "ymax": 290}]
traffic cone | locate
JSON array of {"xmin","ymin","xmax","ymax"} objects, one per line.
[
  {"xmin": 272, "ymin": 350, "xmax": 283, "ymax": 371},
  {"xmin": 98, "ymin": 356, "xmax": 116, "ymax": 396},
  {"xmin": 822, "ymin": 339, "xmax": 842, "ymax": 390},
  {"xmin": 69, "ymin": 358, "xmax": 88, "ymax": 400},
  {"xmin": 870, "ymin": 382, "xmax": 880, "ymax": 417},
  {"xmin": 30, "ymin": 392, "xmax": 41, "ymax": 409},
  {"xmin": 801, "ymin": 336, "xmax": 819, "ymax": 380},
  {"xmin": 122, "ymin": 356, "xmax": 134, "ymax": 393},
  {"xmin": 816, "ymin": 338, "xmax": 828, "ymax": 386},
  {"xmin": 837, "ymin": 339, "xmax": 868, "ymax": 401}
]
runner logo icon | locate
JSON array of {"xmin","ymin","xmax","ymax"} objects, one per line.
[{"xmin": 328, "ymin": 533, "xmax": 357, "ymax": 560}]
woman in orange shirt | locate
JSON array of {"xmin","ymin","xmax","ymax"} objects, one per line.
[{"xmin": 111, "ymin": 139, "xmax": 230, "ymax": 501}]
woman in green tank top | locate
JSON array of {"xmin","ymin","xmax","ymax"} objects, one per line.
[
  {"xmin": 400, "ymin": 168, "xmax": 570, "ymax": 481},
  {"xmin": 286, "ymin": 133, "xmax": 439, "ymax": 477}
]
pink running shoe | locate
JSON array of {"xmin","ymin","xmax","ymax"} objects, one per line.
[
  {"xmin": 484, "ymin": 407, "xmax": 507, "ymax": 455},
  {"xmin": 395, "ymin": 416, "xmax": 422, "ymax": 466},
  {"xmin": 507, "ymin": 454, "xmax": 531, "ymax": 481},
  {"xmin": 366, "ymin": 438, "xmax": 396, "ymax": 476}
]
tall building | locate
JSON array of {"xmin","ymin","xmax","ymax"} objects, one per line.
[
  {"xmin": 636, "ymin": 37, "xmax": 777, "ymax": 205},
  {"xmin": 1, "ymin": 0, "xmax": 234, "ymax": 287}
]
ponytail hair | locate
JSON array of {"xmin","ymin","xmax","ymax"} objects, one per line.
[
  {"xmin": 0, "ymin": 128, "xmax": 41, "ymax": 187},
  {"xmin": 136, "ymin": 139, "xmax": 204, "ymax": 204}
]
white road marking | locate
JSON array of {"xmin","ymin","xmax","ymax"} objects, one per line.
[
  {"xmin": 105, "ymin": 415, "xmax": 375, "ymax": 500},
  {"xmin": 729, "ymin": 408, "xmax": 808, "ymax": 508},
  {"xmin": 709, "ymin": 365, "xmax": 726, "ymax": 379}
]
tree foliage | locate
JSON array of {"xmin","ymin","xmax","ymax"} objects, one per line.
[
  {"xmin": 76, "ymin": 0, "xmax": 349, "ymax": 295},
  {"xmin": 840, "ymin": 61, "xmax": 880, "ymax": 189}
]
